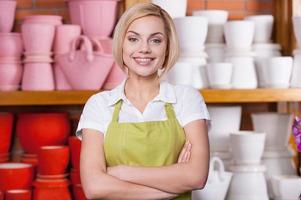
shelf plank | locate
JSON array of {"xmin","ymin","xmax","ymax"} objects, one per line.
[{"xmin": 1, "ymin": 88, "xmax": 301, "ymax": 106}]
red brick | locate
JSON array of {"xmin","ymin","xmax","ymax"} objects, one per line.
[
  {"xmin": 207, "ymin": 0, "xmax": 245, "ymax": 11},
  {"xmin": 15, "ymin": 9, "xmax": 60, "ymax": 21},
  {"xmin": 35, "ymin": 0, "xmax": 67, "ymax": 8},
  {"xmin": 228, "ymin": 11, "xmax": 247, "ymax": 20},
  {"xmin": 16, "ymin": 0, "xmax": 33, "ymax": 9},
  {"xmin": 246, "ymin": 0, "xmax": 274, "ymax": 12},
  {"xmin": 187, "ymin": 0, "xmax": 206, "ymax": 15}
]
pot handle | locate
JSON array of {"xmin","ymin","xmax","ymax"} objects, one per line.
[
  {"xmin": 209, "ymin": 156, "xmax": 226, "ymax": 182},
  {"xmin": 90, "ymin": 38, "xmax": 105, "ymax": 54},
  {"xmin": 69, "ymin": 35, "xmax": 94, "ymax": 62}
]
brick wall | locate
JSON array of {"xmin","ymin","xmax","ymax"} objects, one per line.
[{"xmin": 14, "ymin": 0, "xmax": 274, "ymax": 31}]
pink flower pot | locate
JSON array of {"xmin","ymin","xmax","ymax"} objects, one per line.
[
  {"xmin": 22, "ymin": 63, "xmax": 55, "ymax": 91},
  {"xmin": 38, "ymin": 145, "xmax": 70, "ymax": 175},
  {"xmin": 0, "ymin": 1, "xmax": 16, "ymax": 33},
  {"xmin": 0, "ymin": 113, "xmax": 13, "ymax": 154},
  {"xmin": 68, "ymin": 0, "xmax": 119, "ymax": 38},
  {"xmin": 54, "ymin": 25, "xmax": 81, "ymax": 54},
  {"xmin": 0, "ymin": 57, "xmax": 21, "ymax": 63},
  {"xmin": 22, "ymin": 15, "xmax": 62, "ymax": 26},
  {"xmin": 0, "ymin": 63, "xmax": 22, "ymax": 91},
  {"xmin": 57, "ymin": 36, "xmax": 114, "ymax": 90},
  {"xmin": 93, "ymin": 38, "xmax": 125, "ymax": 90},
  {"xmin": 21, "ymin": 23, "xmax": 55, "ymax": 53},
  {"xmin": 16, "ymin": 113, "xmax": 70, "ymax": 154},
  {"xmin": 0, "ymin": 33, "xmax": 23, "ymax": 57},
  {"xmin": 54, "ymin": 63, "xmax": 72, "ymax": 90}
]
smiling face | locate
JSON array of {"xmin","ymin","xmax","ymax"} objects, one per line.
[{"xmin": 122, "ymin": 15, "xmax": 167, "ymax": 79}]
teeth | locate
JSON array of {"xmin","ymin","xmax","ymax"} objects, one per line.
[{"xmin": 134, "ymin": 58, "xmax": 152, "ymax": 65}]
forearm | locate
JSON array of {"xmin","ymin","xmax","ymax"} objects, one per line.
[
  {"xmin": 83, "ymin": 170, "xmax": 177, "ymax": 200},
  {"xmin": 113, "ymin": 162, "xmax": 207, "ymax": 194}
]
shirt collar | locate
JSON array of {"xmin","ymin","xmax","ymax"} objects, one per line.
[{"xmin": 107, "ymin": 80, "xmax": 177, "ymax": 106}]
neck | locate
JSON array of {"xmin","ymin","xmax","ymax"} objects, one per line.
[{"xmin": 125, "ymin": 75, "xmax": 160, "ymax": 101}]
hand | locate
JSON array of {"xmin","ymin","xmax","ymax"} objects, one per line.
[{"xmin": 177, "ymin": 140, "xmax": 192, "ymax": 163}]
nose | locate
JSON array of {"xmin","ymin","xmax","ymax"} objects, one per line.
[{"xmin": 139, "ymin": 40, "xmax": 151, "ymax": 54}]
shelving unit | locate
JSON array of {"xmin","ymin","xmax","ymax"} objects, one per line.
[{"xmin": 1, "ymin": 89, "xmax": 301, "ymax": 106}]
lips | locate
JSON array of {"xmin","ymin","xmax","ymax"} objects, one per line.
[{"xmin": 134, "ymin": 57, "xmax": 154, "ymax": 66}]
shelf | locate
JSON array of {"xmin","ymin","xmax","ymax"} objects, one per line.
[{"xmin": 1, "ymin": 88, "xmax": 301, "ymax": 106}]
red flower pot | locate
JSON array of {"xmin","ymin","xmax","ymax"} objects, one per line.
[
  {"xmin": 0, "ymin": 163, "xmax": 34, "ymax": 191},
  {"xmin": 70, "ymin": 168, "xmax": 81, "ymax": 185},
  {"xmin": 0, "ymin": 113, "xmax": 13, "ymax": 154},
  {"xmin": 0, "ymin": 190, "xmax": 3, "ymax": 200},
  {"xmin": 38, "ymin": 145, "xmax": 70, "ymax": 175},
  {"xmin": 33, "ymin": 179, "xmax": 72, "ymax": 200},
  {"xmin": 68, "ymin": 136, "xmax": 81, "ymax": 170},
  {"xmin": 0, "ymin": 153, "xmax": 9, "ymax": 163},
  {"xmin": 6, "ymin": 189, "xmax": 32, "ymax": 200},
  {"xmin": 16, "ymin": 113, "xmax": 70, "ymax": 154},
  {"xmin": 72, "ymin": 184, "xmax": 87, "ymax": 200}
]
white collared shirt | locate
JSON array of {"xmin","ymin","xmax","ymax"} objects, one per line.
[{"xmin": 76, "ymin": 80, "xmax": 210, "ymax": 138}]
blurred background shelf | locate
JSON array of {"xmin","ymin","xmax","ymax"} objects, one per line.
[{"xmin": 1, "ymin": 88, "xmax": 301, "ymax": 106}]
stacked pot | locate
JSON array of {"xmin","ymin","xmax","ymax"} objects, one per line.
[
  {"xmin": 207, "ymin": 106, "xmax": 242, "ymax": 170},
  {"xmin": 227, "ymin": 131, "xmax": 269, "ymax": 200},
  {"xmin": 167, "ymin": 16, "xmax": 209, "ymax": 89},
  {"xmin": 224, "ymin": 20, "xmax": 258, "ymax": 89},
  {"xmin": 251, "ymin": 113, "xmax": 297, "ymax": 199},
  {"xmin": 0, "ymin": 0, "xmax": 23, "ymax": 91},
  {"xmin": 21, "ymin": 15, "xmax": 62, "ymax": 91},
  {"xmin": 69, "ymin": 136, "xmax": 87, "ymax": 200},
  {"xmin": 33, "ymin": 145, "xmax": 72, "ymax": 200},
  {"xmin": 16, "ymin": 113, "xmax": 70, "ymax": 173},
  {"xmin": 290, "ymin": 16, "xmax": 301, "ymax": 88},
  {"xmin": 193, "ymin": 10, "xmax": 234, "ymax": 89},
  {"xmin": 151, "ymin": 0, "xmax": 187, "ymax": 18},
  {"xmin": 245, "ymin": 15, "xmax": 293, "ymax": 88}
]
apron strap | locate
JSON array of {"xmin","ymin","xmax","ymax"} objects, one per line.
[
  {"xmin": 112, "ymin": 100, "xmax": 122, "ymax": 122},
  {"xmin": 165, "ymin": 103, "xmax": 176, "ymax": 120}
]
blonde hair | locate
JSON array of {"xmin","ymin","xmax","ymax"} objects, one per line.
[{"xmin": 112, "ymin": 3, "xmax": 179, "ymax": 76}]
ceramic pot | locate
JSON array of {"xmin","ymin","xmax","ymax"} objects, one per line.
[{"xmin": 16, "ymin": 113, "xmax": 70, "ymax": 154}]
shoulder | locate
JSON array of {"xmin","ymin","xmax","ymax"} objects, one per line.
[
  {"xmin": 166, "ymin": 83, "xmax": 204, "ymax": 104},
  {"xmin": 84, "ymin": 90, "xmax": 116, "ymax": 112}
]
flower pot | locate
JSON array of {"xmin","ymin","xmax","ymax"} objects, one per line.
[
  {"xmin": 54, "ymin": 25, "xmax": 81, "ymax": 54},
  {"xmin": 0, "ymin": 63, "xmax": 22, "ymax": 91},
  {"xmin": 33, "ymin": 179, "xmax": 72, "ymax": 200},
  {"xmin": 72, "ymin": 184, "xmax": 87, "ymax": 200},
  {"xmin": 5, "ymin": 189, "xmax": 32, "ymax": 200},
  {"xmin": 151, "ymin": 0, "xmax": 187, "ymax": 18},
  {"xmin": 68, "ymin": 136, "xmax": 81, "ymax": 170},
  {"xmin": 68, "ymin": 0, "xmax": 119, "ymax": 38},
  {"xmin": 0, "ymin": 163, "xmax": 34, "ymax": 191},
  {"xmin": 245, "ymin": 15, "xmax": 274, "ymax": 43},
  {"xmin": 16, "ymin": 113, "xmax": 70, "ymax": 154},
  {"xmin": 38, "ymin": 145, "xmax": 70, "ymax": 175},
  {"xmin": 22, "ymin": 15, "xmax": 62, "ymax": 26},
  {"xmin": 0, "ymin": 1, "xmax": 16, "ymax": 33},
  {"xmin": 0, "ymin": 33, "xmax": 23, "ymax": 57},
  {"xmin": 0, "ymin": 113, "xmax": 13, "ymax": 154}
]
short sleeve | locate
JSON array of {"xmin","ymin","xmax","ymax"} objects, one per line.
[
  {"xmin": 179, "ymin": 87, "xmax": 210, "ymax": 127},
  {"xmin": 76, "ymin": 94, "xmax": 108, "ymax": 140}
]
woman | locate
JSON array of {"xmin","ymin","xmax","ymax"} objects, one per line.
[{"xmin": 76, "ymin": 3, "xmax": 210, "ymax": 199}]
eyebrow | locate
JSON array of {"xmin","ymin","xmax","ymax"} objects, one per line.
[{"xmin": 127, "ymin": 30, "xmax": 165, "ymax": 37}]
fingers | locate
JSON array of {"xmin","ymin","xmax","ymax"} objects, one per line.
[{"xmin": 178, "ymin": 141, "xmax": 192, "ymax": 163}]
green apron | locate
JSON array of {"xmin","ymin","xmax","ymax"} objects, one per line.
[{"xmin": 104, "ymin": 100, "xmax": 191, "ymax": 199}]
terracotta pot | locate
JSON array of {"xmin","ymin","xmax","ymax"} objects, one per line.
[
  {"xmin": 21, "ymin": 23, "xmax": 55, "ymax": 53},
  {"xmin": 6, "ymin": 189, "xmax": 31, "ymax": 200},
  {"xmin": 70, "ymin": 168, "xmax": 81, "ymax": 185},
  {"xmin": 33, "ymin": 179, "xmax": 72, "ymax": 200},
  {"xmin": 0, "ymin": 163, "xmax": 34, "ymax": 191},
  {"xmin": 22, "ymin": 15, "xmax": 62, "ymax": 26},
  {"xmin": 0, "ymin": 190, "xmax": 3, "ymax": 200},
  {"xmin": 37, "ymin": 173, "xmax": 68, "ymax": 180},
  {"xmin": 22, "ymin": 63, "xmax": 55, "ymax": 91},
  {"xmin": 68, "ymin": 0, "xmax": 119, "ymax": 38},
  {"xmin": 0, "ymin": 33, "xmax": 23, "ymax": 57},
  {"xmin": 72, "ymin": 184, "xmax": 87, "ymax": 200},
  {"xmin": 68, "ymin": 137, "xmax": 81, "ymax": 170},
  {"xmin": 38, "ymin": 145, "xmax": 70, "ymax": 175},
  {"xmin": 0, "ymin": 153, "xmax": 9, "ymax": 163},
  {"xmin": 0, "ymin": 63, "xmax": 22, "ymax": 91},
  {"xmin": 16, "ymin": 113, "xmax": 70, "ymax": 154},
  {"xmin": 0, "ymin": 113, "xmax": 13, "ymax": 153},
  {"xmin": 0, "ymin": 1, "xmax": 16, "ymax": 33}
]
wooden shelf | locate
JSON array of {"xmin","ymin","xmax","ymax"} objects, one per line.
[{"xmin": 1, "ymin": 88, "xmax": 301, "ymax": 106}]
